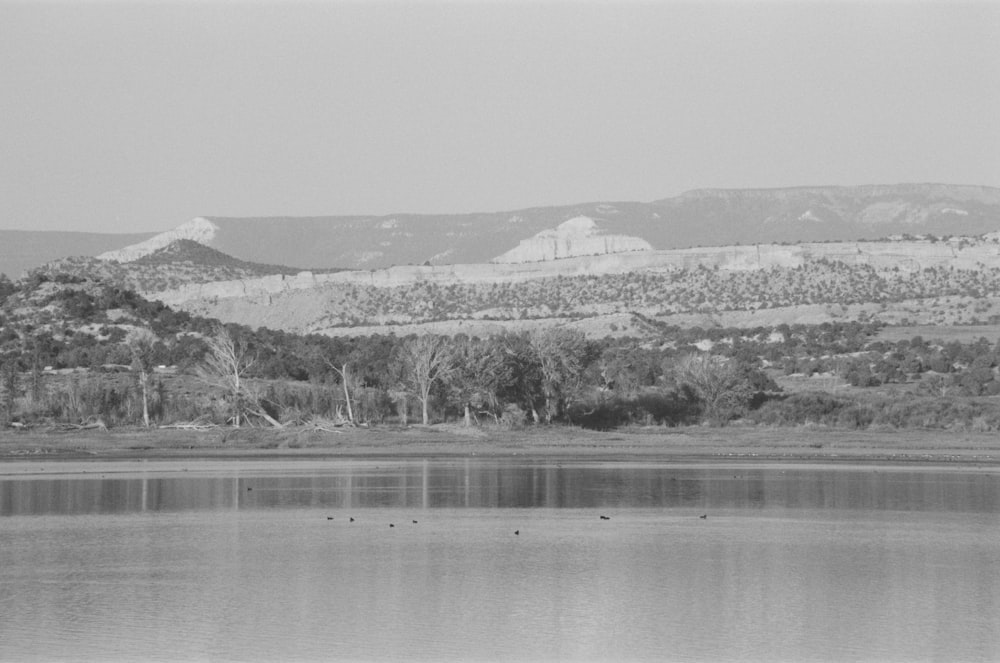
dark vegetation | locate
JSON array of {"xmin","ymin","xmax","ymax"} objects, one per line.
[{"xmin": 3, "ymin": 269, "xmax": 1000, "ymax": 432}]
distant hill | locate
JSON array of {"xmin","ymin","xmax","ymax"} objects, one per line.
[
  {"xmin": 135, "ymin": 231, "xmax": 1000, "ymax": 337},
  {"xmin": 97, "ymin": 184, "xmax": 1000, "ymax": 270},
  {"xmin": 5, "ymin": 184, "xmax": 999, "ymax": 277},
  {"xmin": 0, "ymin": 229, "xmax": 155, "ymax": 279},
  {"xmin": 32, "ymin": 239, "xmax": 344, "ymax": 293}
]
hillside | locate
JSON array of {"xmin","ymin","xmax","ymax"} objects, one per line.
[
  {"xmin": 0, "ymin": 229, "xmax": 154, "ymax": 279},
  {"xmin": 5, "ymin": 184, "xmax": 998, "ymax": 279},
  {"xmin": 32, "ymin": 240, "xmax": 346, "ymax": 293},
  {"xmin": 91, "ymin": 183, "xmax": 1000, "ymax": 271},
  {"xmin": 7, "ymin": 264, "xmax": 1000, "ymax": 434},
  {"xmin": 140, "ymin": 232, "xmax": 1000, "ymax": 337}
]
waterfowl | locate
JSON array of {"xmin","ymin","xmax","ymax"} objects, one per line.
[
  {"xmin": 514, "ymin": 530, "xmax": 519, "ymax": 535},
  {"xmin": 699, "ymin": 514, "xmax": 707, "ymax": 519}
]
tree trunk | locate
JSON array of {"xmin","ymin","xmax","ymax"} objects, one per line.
[
  {"xmin": 341, "ymin": 364, "xmax": 354, "ymax": 424},
  {"xmin": 140, "ymin": 370, "xmax": 150, "ymax": 427},
  {"xmin": 233, "ymin": 373, "xmax": 241, "ymax": 427}
]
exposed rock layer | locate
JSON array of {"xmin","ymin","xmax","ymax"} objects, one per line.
[
  {"xmin": 146, "ymin": 236, "xmax": 1000, "ymax": 335},
  {"xmin": 492, "ymin": 216, "xmax": 653, "ymax": 263}
]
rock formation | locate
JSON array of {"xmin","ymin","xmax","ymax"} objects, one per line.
[
  {"xmin": 98, "ymin": 217, "xmax": 219, "ymax": 263},
  {"xmin": 492, "ymin": 216, "xmax": 653, "ymax": 263}
]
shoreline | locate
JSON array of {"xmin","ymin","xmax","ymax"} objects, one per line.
[{"xmin": 2, "ymin": 425, "xmax": 1000, "ymax": 468}]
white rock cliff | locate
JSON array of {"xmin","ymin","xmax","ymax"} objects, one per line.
[
  {"xmin": 492, "ymin": 216, "xmax": 653, "ymax": 263},
  {"xmin": 98, "ymin": 217, "xmax": 219, "ymax": 263}
]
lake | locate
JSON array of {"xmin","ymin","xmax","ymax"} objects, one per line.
[{"xmin": 2, "ymin": 458, "xmax": 999, "ymax": 661}]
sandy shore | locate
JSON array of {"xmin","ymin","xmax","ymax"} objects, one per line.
[{"xmin": 1, "ymin": 424, "xmax": 999, "ymax": 469}]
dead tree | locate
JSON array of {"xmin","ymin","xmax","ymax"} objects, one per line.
[{"xmin": 196, "ymin": 325, "xmax": 281, "ymax": 428}]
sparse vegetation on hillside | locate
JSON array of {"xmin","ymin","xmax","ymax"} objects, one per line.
[
  {"xmin": 31, "ymin": 240, "xmax": 344, "ymax": 294},
  {"xmin": 282, "ymin": 259, "xmax": 1000, "ymax": 330}
]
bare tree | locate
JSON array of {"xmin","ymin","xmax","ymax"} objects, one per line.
[
  {"xmin": 325, "ymin": 360, "xmax": 356, "ymax": 425},
  {"xmin": 394, "ymin": 335, "xmax": 454, "ymax": 425},
  {"xmin": 125, "ymin": 327, "xmax": 158, "ymax": 427},
  {"xmin": 196, "ymin": 325, "xmax": 280, "ymax": 427}
]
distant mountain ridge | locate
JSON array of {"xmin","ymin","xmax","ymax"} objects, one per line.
[
  {"xmin": 5, "ymin": 183, "xmax": 1000, "ymax": 278},
  {"xmin": 103, "ymin": 183, "xmax": 1000, "ymax": 270}
]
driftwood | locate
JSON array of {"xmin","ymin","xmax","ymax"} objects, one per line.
[
  {"xmin": 160, "ymin": 422, "xmax": 220, "ymax": 431},
  {"xmin": 160, "ymin": 415, "xmax": 218, "ymax": 431},
  {"xmin": 57, "ymin": 418, "xmax": 108, "ymax": 431},
  {"xmin": 244, "ymin": 406, "xmax": 284, "ymax": 429}
]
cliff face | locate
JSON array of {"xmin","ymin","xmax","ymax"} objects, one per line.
[
  {"xmin": 147, "ymin": 235, "xmax": 1000, "ymax": 314},
  {"xmin": 492, "ymin": 216, "xmax": 653, "ymax": 263},
  {"xmin": 142, "ymin": 234, "xmax": 1000, "ymax": 336}
]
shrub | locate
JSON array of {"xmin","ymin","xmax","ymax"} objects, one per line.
[{"xmin": 498, "ymin": 403, "xmax": 527, "ymax": 430}]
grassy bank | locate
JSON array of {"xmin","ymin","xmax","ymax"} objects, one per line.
[{"xmin": 2, "ymin": 424, "xmax": 1000, "ymax": 464}]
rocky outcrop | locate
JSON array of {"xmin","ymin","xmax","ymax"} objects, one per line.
[
  {"xmin": 492, "ymin": 216, "xmax": 653, "ymax": 263},
  {"xmin": 98, "ymin": 217, "xmax": 219, "ymax": 263}
]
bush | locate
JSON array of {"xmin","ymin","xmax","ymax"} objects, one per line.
[
  {"xmin": 568, "ymin": 387, "xmax": 702, "ymax": 430},
  {"xmin": 498, "ymin": 403, "xmax": 527, "ymax": 430},
  {"xmin": 748, "ymin": 392, "xmax": 853, "ymax": 427}
]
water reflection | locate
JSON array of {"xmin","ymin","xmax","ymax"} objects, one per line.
[
  {"xmin": 3, "ymin": 460, "xmax": 1000, "ymax": 661},
  {"xmin": 3, "ymin": 461, "xmax": 999, "ymax": 516}
]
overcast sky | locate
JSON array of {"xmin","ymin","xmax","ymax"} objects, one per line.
[{"xmin": 1, "ymin": 1, "xmax": 998, "ymax": 234}]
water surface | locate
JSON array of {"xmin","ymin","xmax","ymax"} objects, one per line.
[{"xmin": 2, "ymin": 459, "xmax": 998, "ymax": 661}]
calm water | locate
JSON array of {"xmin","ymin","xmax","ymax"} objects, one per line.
[{"xmin": 2, "ymin": 459, "xmax": 999, "ymax": 661}]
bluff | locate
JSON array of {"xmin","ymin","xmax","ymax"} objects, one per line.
[
  {"xmin": 492, "ymin": 216, "xmax": 652, "ymax": 263},
  {"xmin": 144, "ymin": 234, "xmax": 1000, "ymax": 335}
]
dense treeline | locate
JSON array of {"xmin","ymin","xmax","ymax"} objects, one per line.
[
  {"xmin": 0, "ymin": 325, "xmax": 778, "ymax": 430},
  {"xmin": 4, "ymin": 273, "xmax": 1000, "ymax": 432}
]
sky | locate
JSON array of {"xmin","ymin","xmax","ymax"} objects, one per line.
[{"xmin": 1, "ymin": 0, "xmax": 998, "ymax": 234}]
